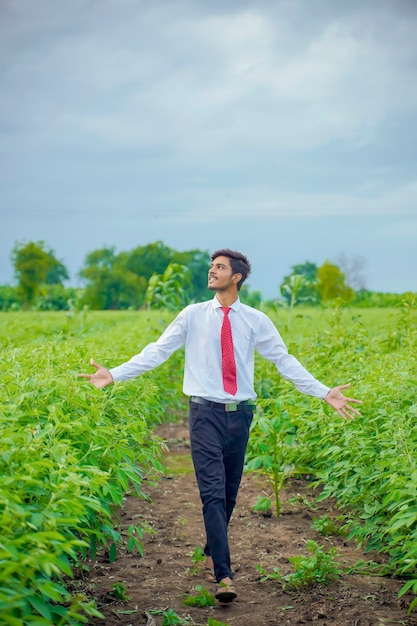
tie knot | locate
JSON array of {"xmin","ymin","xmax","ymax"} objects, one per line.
[{"xmin": 221, "ymin": 307, "xmax": 231, "ymax": 316}]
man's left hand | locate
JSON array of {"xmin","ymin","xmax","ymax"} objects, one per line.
[{"xmin": 324, "ymin": 383, "xmax": 362, "ymax": 420}]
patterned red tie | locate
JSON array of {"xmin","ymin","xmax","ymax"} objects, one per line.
[{"xmin": 221, "ymin": 307, "xmax": 237, "ymax": 395}]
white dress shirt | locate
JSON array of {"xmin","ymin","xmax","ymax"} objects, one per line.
[{"xmin": 109, "ymin": 295, "xmax": 330, "ymax": 403}]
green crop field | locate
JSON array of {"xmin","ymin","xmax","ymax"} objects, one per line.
[{"xmin": 1, "ymin": 301, "xmax": 417, "ymax": 623}]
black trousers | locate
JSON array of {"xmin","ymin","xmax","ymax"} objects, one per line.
[{"xmin": 188, "ymin": 400, "xmax": 253, "ymax": 582}]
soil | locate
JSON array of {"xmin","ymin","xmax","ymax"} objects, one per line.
[{"xmin": 85, "ymin": 420, "xmax": 417, "ymax": 626}]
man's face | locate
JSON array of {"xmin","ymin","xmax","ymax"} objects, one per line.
[{"xmin": 208, "ymin": 256, "xmax": 240, "ymax": 292}]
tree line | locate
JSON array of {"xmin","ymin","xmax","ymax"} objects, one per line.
[{"xmin": 0, "ymin": 240, "xmax": 412, "ymax": 311}]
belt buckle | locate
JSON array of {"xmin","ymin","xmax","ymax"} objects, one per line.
[{"xmin": 225, "ymin": 402, "xmax": 238, "ymax": 412}]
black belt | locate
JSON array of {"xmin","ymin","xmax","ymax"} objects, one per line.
[{"xmin": 190, "ymin": 396, "xmax": 256, "ymax": 412}]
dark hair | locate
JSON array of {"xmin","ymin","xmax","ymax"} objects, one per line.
[{"xmin": 211, "ymin": 248, "xmax": 251, "ymax": 291}]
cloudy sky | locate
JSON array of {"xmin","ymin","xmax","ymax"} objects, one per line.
[{"xmin": 1, "ymin": 0, "xmax": 416, "ymax": 298}]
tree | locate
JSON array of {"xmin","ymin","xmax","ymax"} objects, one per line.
[
  {"xmin": 280, "ymin": 261, "xmax": 319, "ymax": 306},
  {"xmin": 118, "ymin": 243, "xmax": 211, "ymax": 302},
  {"xmin": 0, "ymin": 285, "xmax": 22, "ymax": 311},
  {"xmin": 80, "ymin": 247, "xmax": 117, "ymax": 277},
  {"xmin": 79, "ymin": 247, "xmax": 147, "ymax": 309},
  {"xmin": 316, "ymin": 261, "xmax": 354, "ymax": 303},
  {"xmin": 11, "ymin": 241, "xmax": 69, "ymax": 306},
  {"xmin": 45, "ymin": 259, "xmax": 69, "ymax": 285},
  {"xmin": 290, "ymin": 261, "xmax": 318, "ymax": 282},
  {"xmin": 118, "ymin": 241, "xmax": 175, "ymax": 281},
  {"xmin": 82, "ymin": 267, "xmax": 147, "ymax": 310}
]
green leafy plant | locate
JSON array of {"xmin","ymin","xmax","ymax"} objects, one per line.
[
  {"xmin": 257, "ymin": 564, "xmax": 282, "ymax": 582},
  {"xmin": 252, "ymin": 495, "xmax": 273, "ymax": 515},
  {"xmin": 310, "ymin": 514, "xmax": 346, "ymax": 536},
  {"xmin": 148, "ymin": 607, "xmax": 192, "ymax": 625},
  {"xmin": 255, "ymin": 305, "xmax": 417, "ymax": 610},
  {"xmin": 3, "ymin": 303, "xmax": 417, "ymax": 616},
  {"xmin": 186, "ymin": 545, "xmax": 206, "ymax": 576},
  {"xmin": 110, "ymin": 582, "xmax": 131, "ymax": 602},
  {"xmin": 288, "ymin": 494, "xmax": 317, "ymax": 510},
  {"xmin": 399, "ymin": 579, "xmax": 417, "ymax": 613},
  {"xmin": 0, "ymin": 312, "xmax": 167, "ymax": 624},
  {"xmin": 163, "ymin": 608, "xmax": 192, "ymax": 626},
  {"xmin": 345, "ymin": 559, "xmax": 392, "ymax": 577},
  {"xmin": 182, "ymin": 584, "xmax": 216, "ymax": 607},
  {"xmin": 245, "ymin": 399, "xmax": 301, "ymax": 516},
  {"xmin": 285, "ymin": 541, "xmax": 342, "ymax": 588},
  {"xmin": 145, "ymin": 262, "xmax": 192, "ymax": 311},
  {"xmin": 258, "ymin": 540, "xmax": 342, "ymax": 590}
]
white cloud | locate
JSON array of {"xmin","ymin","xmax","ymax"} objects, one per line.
[
  {"xmin": 0, "ymin": 0, "xmax": 416, "ymax": 269},
  {"xmin": 71, "ymin": 9, "xmax": 414, "ymax": 155},
  {"xmin": 2, "ymin": 0, "xmax": 417, "ymax": 163}
]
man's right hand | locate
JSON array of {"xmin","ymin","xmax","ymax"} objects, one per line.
[{"xmin": 78, "ymin": 358, "xmax": 114, "ymax": 389}]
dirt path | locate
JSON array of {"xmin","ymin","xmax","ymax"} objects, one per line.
[{"xmin": 86, "ymin": 420, "xmax": 417, "ymax": 626}]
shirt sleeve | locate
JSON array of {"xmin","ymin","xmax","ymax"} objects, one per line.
[
  {"xmin": 109, "ymin": 309, "xmax": 188, "ymax": 382},
  {"xmin": 255, "ymin": 314, "xmax": 330, "ymax": 399}
]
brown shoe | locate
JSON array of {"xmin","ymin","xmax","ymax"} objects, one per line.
[{"xmin": 215, "ymin": 584, "xmax": 237, "ymax": 603}]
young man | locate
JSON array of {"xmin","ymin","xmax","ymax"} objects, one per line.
[{"xmin": 79, "ymin": 248, "xmax": 361, "ymax": 603}]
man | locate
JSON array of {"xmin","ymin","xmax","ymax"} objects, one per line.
[{"xmin": 79, "ymin": 248, "xmax": 361, "ymax": 603}]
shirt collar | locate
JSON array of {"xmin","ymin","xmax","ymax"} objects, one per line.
[{"xmin": 212, "ymin": 295, "xmax": 241, "ymax": 311}]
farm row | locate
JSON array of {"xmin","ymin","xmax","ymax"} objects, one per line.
[{"xmin": 0, "ymin": 300, "xmax": 416, "ymax": 623}]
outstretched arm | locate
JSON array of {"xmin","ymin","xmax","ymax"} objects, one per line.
[
  {"xmin": 78, "ymin": 359, "xmax": 114, "ymax": 389},
  {"xmin": 324, "ymin": 383, "xmax": 362, "ymax": 420}
]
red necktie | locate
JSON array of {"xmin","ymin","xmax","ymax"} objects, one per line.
[{"xmin": 221, "ymin": 307, "xmax": 237, "ymax": 395}]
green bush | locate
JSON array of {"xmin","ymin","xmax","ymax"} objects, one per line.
[
  {"xmin": 249, "ymin": 300, "xmax": 417, "ymax": 608},
  {"xmin": 0, "ymin": 312, "xmax": 167, "ymax": 624}
]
